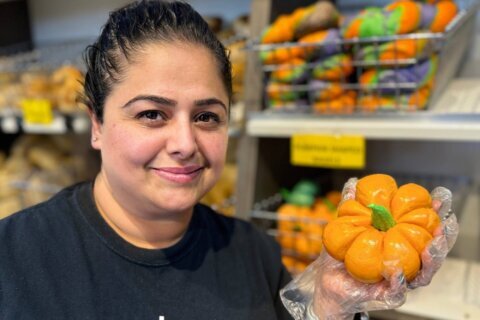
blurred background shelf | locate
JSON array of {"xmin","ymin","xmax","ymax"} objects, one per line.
[
  {"xmin": 237, "ymin": 0, "xmax": 480, "ymax": 217},
  {"xmin": 247, "ymin": 78, "xmax": 480, "ymax": 141},
  {"xmin": 237, "ymin": 1, "xmax": 480, "ymax": 318},
  {"xmin": 0, "ymin": 109, "xmax": 89, "ymax": 134}
]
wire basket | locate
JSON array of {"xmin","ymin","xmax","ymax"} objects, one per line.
[
  {"xmin": 248, "ymin": 0, "xmax": 479, "ymax": 114},
  {"xmin": 251, "ymin": 190, "xmax": 340, "ymax": 275}
]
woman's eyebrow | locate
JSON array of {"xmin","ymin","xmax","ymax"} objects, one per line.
[
  {"xmin": 194, "ymin": 98, "xmax": 227, "ymax": 112},
  {"xmin": 121, "ymin": 95, "xmax": 177, "ymax": 108}
]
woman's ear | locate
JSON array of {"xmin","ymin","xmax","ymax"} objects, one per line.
[{"xmin": 87, "ymin": 108, "xmax": 102, "ymax": 150}]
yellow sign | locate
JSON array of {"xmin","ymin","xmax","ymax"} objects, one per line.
[
  {"xmin": 21, "ymin": 99, "xmax": 54, "ymax": 124},
  {"xmin": 291, "ymin": 134, "xmax": 365, "ymax": 169}
]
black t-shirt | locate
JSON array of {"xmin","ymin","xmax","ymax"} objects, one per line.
[{"xmin": 0, "ymin": 182, "xmax": 293, "ymax": 320}]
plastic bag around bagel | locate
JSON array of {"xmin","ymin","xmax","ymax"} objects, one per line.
[{"xmin": 280, "ymin": 177, "xmax": 459, "ymax": 320}]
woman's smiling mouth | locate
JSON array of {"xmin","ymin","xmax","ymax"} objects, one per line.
[{"xmin": 152, "ymin": 165, "xmax": 204, "ymax": 183}]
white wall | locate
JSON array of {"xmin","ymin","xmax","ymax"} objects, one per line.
[
  {"xmin": 27, "ymin": 0, "xmax": 251, "ymax": 45},
  {"xmin": 185, "ymin": 0, "xmax": 250, "ymax": 22},
  {"xmin": 28, "ymin": 0, "xmax": 127, "ymax": 45}
]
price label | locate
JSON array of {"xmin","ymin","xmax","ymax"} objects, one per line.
[
  {"xmin": 21, "ymin": 99, "xmax": 54, "ymax": 124},
  {"xmin": 291, "ymin": 134, "xmax": 365, "ymax": 169}
]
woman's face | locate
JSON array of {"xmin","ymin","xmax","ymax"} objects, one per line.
[{"xmin": 90, "ymin": 42, "xmax": 229, "ymax": 217}]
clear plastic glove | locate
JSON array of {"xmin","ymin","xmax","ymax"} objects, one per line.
[
  {"xmin": 408, "ymin": 186, "xmax": 459, "ymax": 289},
  {"xmin": 281, "ymin": 249, "xmax": 407, "ymax": 320},
  {"xmin": 280, "ymin": 178, "xmax": 459, "ymax": 320}
]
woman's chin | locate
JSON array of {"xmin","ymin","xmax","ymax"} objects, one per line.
[
  {"xmin": 139, "ymin": 183, "xmax": 213, "ymax": 216},
  {"xmin": 151, "ymin": 195, "xmax": 200, "ymax": 215}
]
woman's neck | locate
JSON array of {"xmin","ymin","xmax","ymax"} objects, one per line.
[{"xmin": 93, "ymin": 174, "xmax": 193, "ymax": 249}]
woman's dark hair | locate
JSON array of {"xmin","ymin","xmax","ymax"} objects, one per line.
[{"xmin": 83, "ymin": 0, "xmax": 232, "ymax": 122}]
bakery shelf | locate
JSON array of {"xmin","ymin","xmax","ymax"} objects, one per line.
[
  {"xmin": 0, "ymin": 109, "xmax": 90, "ymax": 134},
  {"xmin": 247, "ymin": 0, "xmax": 478, "ymax": 114},
  {"xmin": 246, "ymin": 78, "xmax": 480, "ymax": 141},
  {"xmin": 236, "ymin": 0, "xmax": 480, "ymax": 219}
]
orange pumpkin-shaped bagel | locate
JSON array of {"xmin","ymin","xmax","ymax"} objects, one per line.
[{"xmin": 322, "ymin": 174, "xmax": 441, "ymax": 283}]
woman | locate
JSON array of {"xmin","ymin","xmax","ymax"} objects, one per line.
[
  {"xmin": 0, "ymin": 2, "xmax": 291, "ymax": 319},
  {"xmin": 0, "ymin": 1, "xmax": 456, "ymax": 319}
]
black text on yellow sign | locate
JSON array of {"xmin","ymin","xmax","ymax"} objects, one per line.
[
  {"xmin": 291, "ymin": 134, "xmax": 366, "ymax": 169},
  {"xmin": 21, "ymin": 99, "xmax": 54, "ymax": 125}
]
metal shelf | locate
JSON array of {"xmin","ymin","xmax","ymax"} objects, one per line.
[
  {"xmin": 247, "ymin": 78, "xmax": 480, "ymax": 141},
  {"xmin": 0, "ymin": 109, "xmax": 90, "ymax": 134}
]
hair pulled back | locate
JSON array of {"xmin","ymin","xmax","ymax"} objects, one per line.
[{"xmin": 83, "ymin": 0, "xmax": 232, "ymax": 122}]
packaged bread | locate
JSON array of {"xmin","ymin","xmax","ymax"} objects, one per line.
[
  {"xmin": 20, "ymin": 71, "xmax": 51, "ymax": 99},
  {"xmin": 50, "ymin": 65, "xmax": 84, "ymax": 112}
]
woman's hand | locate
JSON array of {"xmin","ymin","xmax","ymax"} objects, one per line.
[
  {"xmin": 280, "ymin": 246, "xmax": 408, "ymax": 320},
  {"xmin": 310, "ymin": 186, "xmax": 459, "ymax": 319},
  {"xmin": 408, "ymin": 187, "xmax": 459, "ymax": 289},
  {"xmin": 310, "ymin": 251, "xmax": 407, "ymax": 320},
  {"xmin": 280, "ymin": 186, "xmax": 459, "ymax": 320}
]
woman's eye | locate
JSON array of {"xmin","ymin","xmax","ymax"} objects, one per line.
[
  {"xmin": 137, "ymin": 110, "xmax": 165, "ymax": 121},
  {"xmin": 195, "ymin": 112, "xmax": 220, "ymax": 123}
]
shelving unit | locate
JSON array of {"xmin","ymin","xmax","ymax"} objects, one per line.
[
  {"xmin": 0, "ymin": 39, "xmax": 99, "ymax": 217},
  {"xmin": 0, "ymin": 39, "xmax": 90, "ymax": 134},
  {"xmin": 236, "ymin": 0, "xmax": 480, "ymax": 319},
  {"xmin": 247, "ymin": 78, "xmax": 480, "ymax": 141},
  {"xmin": 236, "ymin": 0, "xmax": 480, "ymax": 216}
]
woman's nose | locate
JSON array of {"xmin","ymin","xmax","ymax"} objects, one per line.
[{"xmin": 165, "ymin": 118, "xmax": 197, "ymax": 160}]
